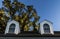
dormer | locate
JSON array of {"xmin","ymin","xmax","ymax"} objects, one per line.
[
  {"xmin": 5, "ymin": 20, "xmax": 20, "ymax": 35},
  {"xmin": 39, "ymin": 20, "xmax": 54, "ymax": 35}
]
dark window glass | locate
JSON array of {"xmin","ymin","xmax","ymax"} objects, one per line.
[
  {"xmin": 9, "ymin": 24, "xmax": 15, "ymax": 33},
  {"xmin": 43, "ymin": 24, "xmax": 50, "ymax": 33}
]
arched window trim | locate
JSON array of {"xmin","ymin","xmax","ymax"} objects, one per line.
[
  {"xmin": 8, "ymin": 23, "xmax": 16, "ymax": 33},
  {"xmin": 43, "ymin": 23, "xmax": 50, "ymax": 34}
]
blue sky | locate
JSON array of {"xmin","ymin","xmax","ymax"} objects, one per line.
[{"xmin": 0, "ymin": 0, "xmax": 60, "ymax": 31}]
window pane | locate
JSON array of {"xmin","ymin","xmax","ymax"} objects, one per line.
[
  {"xmin": 9, "ymin": 24, "xmax": 15, "ymax": 33},
  {"xmin": 10, "ymin": 24, "xmax": 15, "ymax": 28},
  {"xmin": 9, "ymin": 28, "xmax": 15, "ymax": 33},
  {"xmin": 43, "ymin": 24, "xmax": 50, "ymax": 33}
]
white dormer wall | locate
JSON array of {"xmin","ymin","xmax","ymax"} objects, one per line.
[
  {"xmin": 5, "ymin": 20, "xmax": 20, "ymax": 35},
  {"xmin": 39, "ymin": 20, "xmax": 54, "ymax": 35}
]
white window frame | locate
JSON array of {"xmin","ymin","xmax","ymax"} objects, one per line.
[
  {"xmin": 8, "ymin": 23, "xmax": 16, "ymax": 33},
  {"xmin": 39, "ymin": 20, "xmax": 54, "ymax": 35},
  {"xmin": 43, "ymin": 24, "xmax": 50, "ymax": 34},
  {"xmin": 5, "ymin": 20, "xmax": 20, "ymax": 34}
]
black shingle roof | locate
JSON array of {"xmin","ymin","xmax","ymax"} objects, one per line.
[{"xmin": 0, "ymin": 31, "xmax": 60, "ymax": 37}]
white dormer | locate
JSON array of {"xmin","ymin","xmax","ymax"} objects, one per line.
[
  {"xmin": 39, "ymin": 20, "xmax": 54, "ymax": 35},
  {"xmin": 5, "ymin": 20, "xmax": 20, "ymax": 35}
]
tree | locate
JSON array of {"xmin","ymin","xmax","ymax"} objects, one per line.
[
  {"xmin": 0, "ymin": 0, "xmax": 40, "ymax": 33},
  {"xmin": 0, "ymin": 8, "xmax": 9, "ymax": 34}
]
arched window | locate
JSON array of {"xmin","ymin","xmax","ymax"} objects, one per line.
[
  {"xmin": 43, "ymin": 24, "xmax": 50, "ymax": 33},
  {"xmin": 9, "ymin": 24, "xmax": 15, "ymax": 33}
]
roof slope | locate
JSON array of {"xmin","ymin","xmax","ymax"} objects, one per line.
[{"xmin": 0, "ymin": 31, "xmax": 60, "ymax": 37}]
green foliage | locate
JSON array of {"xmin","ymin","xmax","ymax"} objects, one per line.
[{"xmin": 0, "ymin": 0, "xmax": 40, "ymax": 33}]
